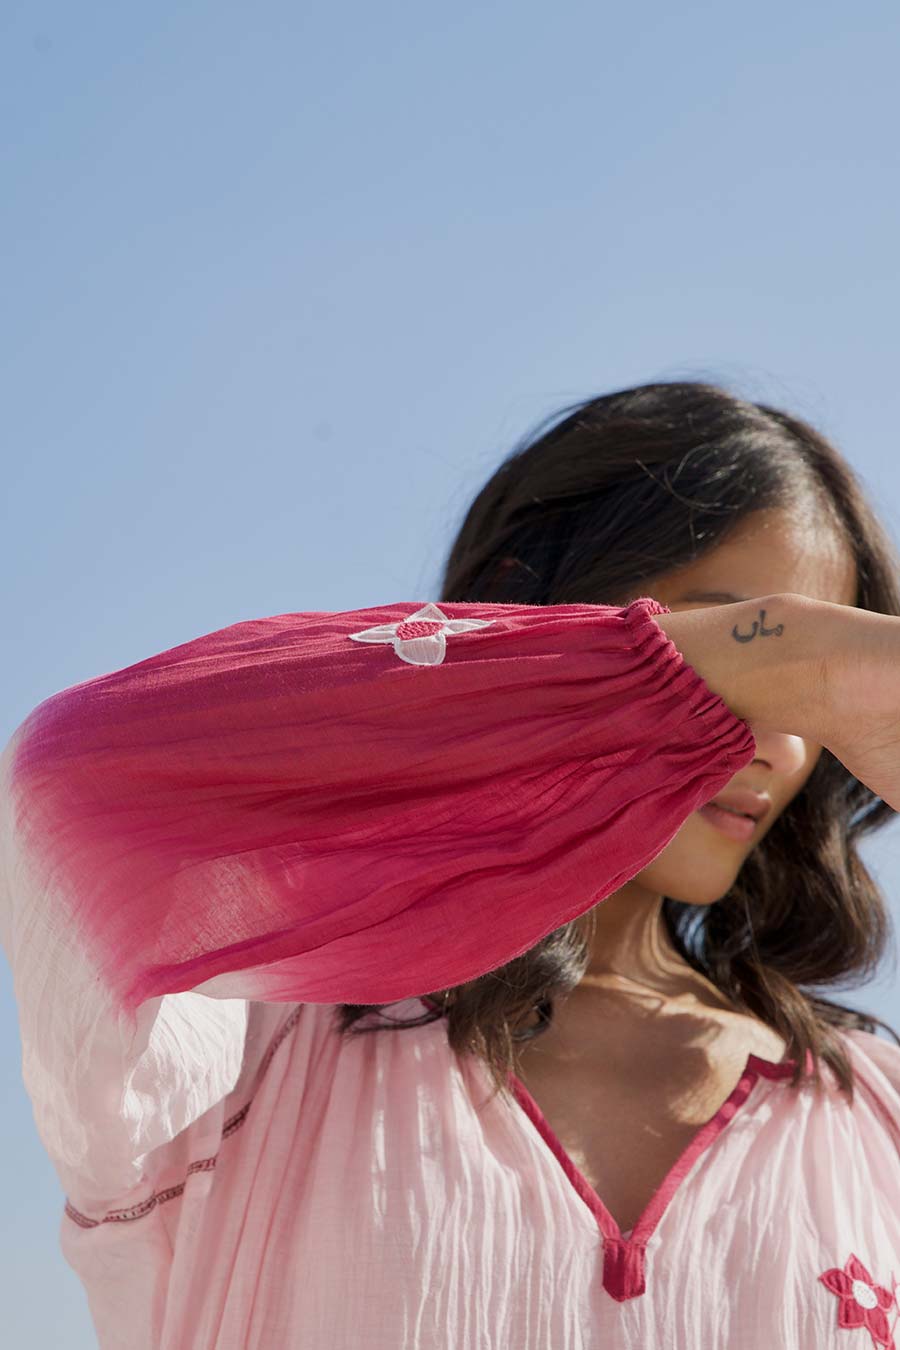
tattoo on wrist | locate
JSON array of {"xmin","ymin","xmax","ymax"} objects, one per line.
[{"xmin": 732, "ymin": 608, "xmax": 785, "ymax": 644}]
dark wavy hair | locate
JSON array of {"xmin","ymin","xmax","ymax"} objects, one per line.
[{"xmin": 334, "ymin": 380, "xmax": 900, "ymax": 1103}]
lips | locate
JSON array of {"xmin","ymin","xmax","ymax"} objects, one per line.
[{"xmin": 710, "ymin": 788, "xmax": 772, "ymax": 823}]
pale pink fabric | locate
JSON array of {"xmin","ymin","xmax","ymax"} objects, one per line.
[
  {"xmin": 60, "ymin": 1004, "xmax": 900, "ymax": 1348},
  {"xmin": 2, "ymin": 595, "xmax": 900, "ymax": 1347}
]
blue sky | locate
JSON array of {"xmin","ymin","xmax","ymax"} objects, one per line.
[{"xmin": 3, "ymin": 1, "xmax": 900, "ymax": 1342}]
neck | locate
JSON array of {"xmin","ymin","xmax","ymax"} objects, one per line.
[
  {"xmin": 514, "ymin": 883, "xmax": 788, "ymax": 1076},
  {"xmin": 578, "ymin": 881, "xmax": 729, "ymax": 1010}
]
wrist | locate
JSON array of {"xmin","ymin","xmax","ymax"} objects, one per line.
[{"xmin": 651, "ymin": 592, "xmax": 832, "ymax": 742}]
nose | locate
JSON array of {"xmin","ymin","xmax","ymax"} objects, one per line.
[{"xmin": 746, "ymin": 727, "xmax": 811, "ymax": 778}]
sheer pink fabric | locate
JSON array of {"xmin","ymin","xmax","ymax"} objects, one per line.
[{"xmin": 2, "ymin": 596, "xmax": 899, "ymax": 1348}]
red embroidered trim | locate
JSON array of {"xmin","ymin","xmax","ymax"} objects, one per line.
[
  {"xmin": 64, "ymin": 1005, "xmax": 303, "ymax": 1229},
  {"xmin": 420, "ymin": 991, "xmax": 803, "ymax": 1302},
  {"xmin": 820, "ymin": 1253, "xmax": 900, "ymax": 1348},
  {"xmin": 508, "ymin": 1047, "xmax": 799, "ymax": 1303}
]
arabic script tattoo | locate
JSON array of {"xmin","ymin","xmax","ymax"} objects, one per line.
[{"xmin": 731, "ymin": 608, "xmax": 785, "ymax": 644}]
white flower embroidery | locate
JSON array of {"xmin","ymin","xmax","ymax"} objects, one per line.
[{"xmin": 348, "ymin": 602, "xmax": 494, "ymax": 666}]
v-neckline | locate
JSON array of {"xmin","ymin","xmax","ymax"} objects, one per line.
[
  {"xmin": 506, "ymin": 1050, "xmax": 799, "ymax": 1298},
  {"xmin": 419, "ymin": 994, "xmax": 801, "ymax": 1301}
]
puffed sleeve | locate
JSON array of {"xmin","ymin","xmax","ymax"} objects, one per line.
[{"xmin": 0, "ymin": 596, "xmax": 756, "ymax": 1204}]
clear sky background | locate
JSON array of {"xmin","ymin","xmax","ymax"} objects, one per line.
[{"xmin": 3, "ymin": 2, "xmax": 900, "ymax": 1343}]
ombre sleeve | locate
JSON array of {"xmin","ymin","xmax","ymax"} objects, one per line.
[{"xmin": 0, "ymin": 596, "xmax": 756, "ymax": 1204}]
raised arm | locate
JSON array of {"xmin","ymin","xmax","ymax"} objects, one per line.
[{"xmin": 0, "ymin": 592, "xmax": 846, "ymax": 1210}]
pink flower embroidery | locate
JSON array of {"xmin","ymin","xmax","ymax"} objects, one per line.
[
  {"xmin": 348, "ymin": 603, "xmax": 494, "ymax": 666},
  {"xmin": 819, "ymin": 1253, "xmax": 899, "ymax": 1348}
]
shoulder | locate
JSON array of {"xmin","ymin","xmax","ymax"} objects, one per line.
[{"xmin": 839, "ymin": 1027, "xmax": 900, "ymax": 1098}]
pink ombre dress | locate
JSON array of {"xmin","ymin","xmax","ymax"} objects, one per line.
[{"xmin": 2, "ymin": 596, "xmax": 900, "ymax": 1349}]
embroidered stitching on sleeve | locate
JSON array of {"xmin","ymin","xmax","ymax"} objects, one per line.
[{"xmin": 348, "ymin": 603, "xmax": 495, "ymax": 666}]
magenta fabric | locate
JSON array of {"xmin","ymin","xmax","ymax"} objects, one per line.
[
  {"xmin": 4, "ymin": 596, "xmax": 755, "ymax": 1015},
  {"xmin": 3, "ymin": 595, "xmax": 900, "ymax": 1348}
]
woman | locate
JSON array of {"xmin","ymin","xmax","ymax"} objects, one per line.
[{"xmin": 4, "ymin": 380, "xmax": 900, "ymax": 1348}]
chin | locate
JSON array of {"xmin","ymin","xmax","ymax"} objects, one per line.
[
  {"xmin": 639, "ymin": 855, "xmax": 743, "ymax": 908},
  {"xmin": 637, "ymin": 813, "xmax": 758, "ymax": 905},
  {"xmin": 661, "ymin": 886, "xmax": 733, "ymax": 908}
]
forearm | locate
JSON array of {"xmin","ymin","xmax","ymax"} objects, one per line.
[{"xmin": 652, "ymin": 592, "xmax": 836, "ymax": 743}]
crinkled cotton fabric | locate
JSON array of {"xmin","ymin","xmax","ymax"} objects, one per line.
[{"xmin": 2, "ymin": 595, "xmax": 900, "ymax": 1349}]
